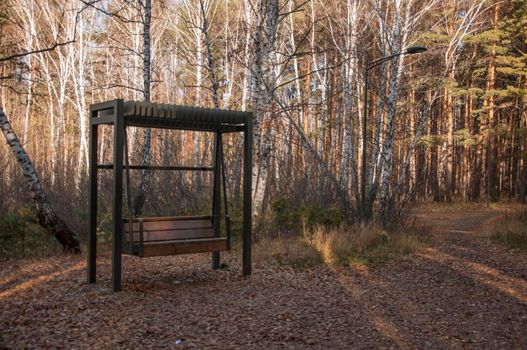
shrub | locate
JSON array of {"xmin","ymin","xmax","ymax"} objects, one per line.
[
  {"xmin": 253, "ymin": 236, "xmax": 323, "ymax": 269},
  {"xmin": 270, "ymin": 196, "xmax": 343, "ymax": 235},
  {"xmin": 307, "ymin": 224, "xmax": 424, "ymax": 266},
  {"xmin": 0, "ymin": 206, "xmax": 61, "ymax": 259},
  {"xmin": 254, "ymin": 222, "xmax": 426, "ymax": 268},
  {"xmin": 489, "ymin": 211, "xmax": 527, "ymax": 251}
]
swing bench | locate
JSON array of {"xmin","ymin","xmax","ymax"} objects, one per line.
[
  {"xmin": 123, "ymin": 215, "xmax": 224, "ymax": 257},
  {"xmin": 87, "ymin": 99, "xmax": 253, "ymax": 292}
]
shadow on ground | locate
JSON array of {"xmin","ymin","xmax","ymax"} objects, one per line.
[{"xmin": 1, "ymin": 210, "xmax": 526, "ymax": 349}]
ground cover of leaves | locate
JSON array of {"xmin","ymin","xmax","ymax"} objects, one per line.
[{"xmin": 1, "ymin": 209, "xmax": 526, "ymax": 349}]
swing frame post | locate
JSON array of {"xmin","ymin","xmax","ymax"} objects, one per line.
[
  {"xmin": 212, "ymin": 131, "xmax": 222, "ymax": 269},
  {"xmin": 243, "ymin": 115, "xmax": 252, "ymax": 276},
  {"xmin": 88, "ymin": 99, "xmax": 252, "ymax": 291},
  {"xmin": 112, "ymin": 99, "xmax": 125, "ymax": 292},
  {"xmin": 88, "ymin": 106, "xmax": 99, "ymax": 283}
]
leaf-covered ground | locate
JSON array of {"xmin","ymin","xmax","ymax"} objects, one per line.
[{"xmin": 1, "ymin": 210, "xmax": 526, "ymax": 349}]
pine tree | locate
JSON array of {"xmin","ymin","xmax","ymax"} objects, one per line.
[{"xmin": 465, "ymin": 0, "xmax": 527, "ymax": 201}]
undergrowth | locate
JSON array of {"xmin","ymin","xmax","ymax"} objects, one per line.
[
  {"xmin": 489, "ymin": 210, "xmax": 527, "ymax": 251},
  {"xmin": 0, "ymin": 207, "xmax": 61, "ymax": 259},
  {"xmin": 254, "ymin": 223, "xmax": 426, "ymax": 269}
]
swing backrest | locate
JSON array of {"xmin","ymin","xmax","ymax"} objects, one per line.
[{"xmin": 124, "ymin": 215, "xmax": 213, "ymax": 243}]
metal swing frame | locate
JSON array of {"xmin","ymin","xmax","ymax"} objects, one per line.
[{"xmin": 87, "ymin": 99, "xmax": 252, "ymax": 292}]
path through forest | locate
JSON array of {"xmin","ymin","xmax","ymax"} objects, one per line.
[{"xmin": 1, "ymin": 209, "xmax": 526, "ymax": 349}]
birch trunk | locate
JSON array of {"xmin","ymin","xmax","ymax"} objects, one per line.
[
  {"xmin": 379, "ymin": 0, "xmax": 405, "ymax": 220},
  {"xmin": 241, "ymin": 0, "xmax": 253, "ymax": 112},
  {"xmin": 200, "ymin": 0, "xmax": 220, "ymax": 108},
  {"xmin": 287, "ymin": 0, "xmax": 302, "ymax": 180},
  {"xmin": 71, "ymin": 9, "xmax": 92, "ymax": 181},
  {"xmin": 251, "ymin": 0, "xmax": 279, "ymax": 216},
  {"xmin": 134, "ymin": 0, "xmax": 152, "ymax": 216},
  {"xmin": 0, "ymin": 107, "xmax": 80, "ymax": 252},
  {"xmin": 19, "ymin": 0, "xmax": 36, "ymax": 144}
]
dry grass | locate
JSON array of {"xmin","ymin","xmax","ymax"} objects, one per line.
[
  {"xmin": 488, "ymin": 210, "xmax": 527, "ymax": 251},
  {"xmin": 308, "ymin": 224, "xmax": 425, "ymax": 266},
  {"xmin": 254, "ymin": 223, "xmax": 426, "ymax": 268},
  {"xmin": 415, "ymin": 201, "xmax": 525, "ymax": 213},
  {"xmin": 253, "ymin": 235, "xmax": 323, "ymax": 269}
]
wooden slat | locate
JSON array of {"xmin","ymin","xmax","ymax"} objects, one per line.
[
  {"xmin": 99, "ymin": 164, "xmax": 214, "ymax": 171},
  {"xmin": 144, "ymin": 102, "xmax": 150, "ymax": 117},
  {"xmin": 139, "ymin": 238, "xmax": 227, "ymax": 257},
  {"xmin": 128, "ymin": 228, "xmax": 214, "ymax": 242},
  {"xmin": 91, "ymin": 100, "xmax": 117, "ymax": 111},
  {"xmin": 124, "ymin": 219, "xmax": 212, "ymax": 232},
  {"xmin": 98, "ymin": 108, "xmax": 114, "ymax": 117},
  {"xmin": 124, "ymin": 215, "xmax": 211, "ymax": 222},
  {"xmin": 121, "ymin": 100, "xmax": 249, "ymax": 123},
  {"xmin": 122, "ymin": 117, "xmax": 244, "ymax": 132},
  {"xmin": 91, "ymin": 115, "xmax": 115, "ymax": 125}
]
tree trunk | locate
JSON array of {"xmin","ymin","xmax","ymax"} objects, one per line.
[
  {"xmin": 133, "ymin": 0, "xmax": 152, "ymax": 216},
  {"xmin": 519, "ymin": 158, "xmax": 527, "ymax": 204},
  {"xmin": 444, "ymin": 79, "xmax": 454, "ymax": 202},
  {"xmin": 251, "ymin": 0, "xmax": 279, "ymax": 216},
  {"xmin": 0, "ymin": 107, "xmax": 80, "ymax": 252},
  {"xmin": 484, "ymin": 2, "xmax": 500, "ymax": 203},
  {"xmin": 200, "ymin": 0, "xmax": 220, "ymax": 109}
]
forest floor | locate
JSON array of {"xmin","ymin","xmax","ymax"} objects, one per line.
[{"xmin": 1, "ymin": 207, "xmax": 526, "ymax": 349}]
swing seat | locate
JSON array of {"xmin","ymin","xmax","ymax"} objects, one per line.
[{"xmin": 123, "ymin": 215, "xmax": 227, "ymax": 257}]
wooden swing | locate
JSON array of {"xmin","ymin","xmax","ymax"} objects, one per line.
[
  {"xmin": 121, "ymin": 126, "xmax": 232, "ymax": 258},
  {"xmin": 87, "ymin": 99, "xmax": 252, "ymax": 292}
]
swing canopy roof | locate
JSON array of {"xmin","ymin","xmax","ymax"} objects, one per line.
[{"xmin": 91, "ymin": 99, "xmax": 251, "ymax": 132}]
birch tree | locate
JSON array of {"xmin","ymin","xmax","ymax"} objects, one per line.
[
  {"xmin": 249, "ymin": 0, "xmax": 279, "ymax": 216},
  {"xmin": 71, "ymin": 3, "xmax": 97, "ymax": 179},
  {"xmin": 0, "ymin": 0, "xmax": 82, "ymax": 250},
  {"xmin": 133, "ymin": 0, "xmax": 153, "ymax": 215},
  {"xmin": 1, "ymin": 0, "xmax": 526, "ymax": 233},
  {"xmin": 325, "ymin": 0, "xmax": 362, "ymax": 208},
  {"xmin": 0, "ymin": 108, "xmax": 80, "ymax": 251}
]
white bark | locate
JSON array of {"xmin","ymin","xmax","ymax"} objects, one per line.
[
  {"xmin": 16, "ymin": 0, "xmax": 37, "ymax": 144},
  {"xmin": 199, "ymin": 0, "xmax": 220, "ymax": 108},
  {"xmin": 0, "ymin": 107, "xmax": 80, "ymax": 251},
  {"xmin": 134, "ymin": 0, "xmax": 153, "ymax": 216},
  {"xmin": 250, "ymin": 0, "xmax": 279, "ymax": 216},
  {"xmin": 287, "ymin": 0, "xmax": 301, "ymax": 179},
  {"xmin": 241, "ymin": 0, "xmax": 254, "ymax": 111},
  {"xmin": 378, "ymin": 0, "xmax": 404, "ymax": 217},
  {"xmin": 71, "ymin": 7, "xmax": 95, "ymax": 179},
  {"xmin": 220, "ymin": 0, "xmax": 238, "ymax": 109},
  {"xmin": 181, "ymin": 0, "xmax": 211, "ymax": 189},
  {"xmin": 326, "ymin": 0, "xmax": 361, "ymax": 203}
]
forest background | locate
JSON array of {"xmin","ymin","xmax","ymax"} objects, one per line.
[{"xmin": 0, "ymin": 0, "xmax": 526, "ymax": 253}]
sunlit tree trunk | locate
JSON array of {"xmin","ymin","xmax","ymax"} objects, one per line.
[
  {"xmin": 241, "ymin": 0, "xmax": 253, "ymax": 112},
  {"xmin": 134, "ymin": 0, "xmax": 152, "ymax": 216},
  {"xmin": 0, "ymin": 107, "xmax": 80, "ymax": 252},
  {"xmin": 199, "ymin": 0, "xmax": 220, "ymax": 108},
  {"xmin": 444, "ymin": 71, "xmax": 455, "ymax": 202},
  {"xmin": 71, "ymin": 7, "xmax": 94, "ymax": 182},
  {"xmin": 15, "ymin": 0, "xmax": 37, "ymax": 144},
  {"xmin": 483, "ymin": 2, "xmax": 500, "ymax": 202},
  {"xmin": 251, "ymin": 0, "xmax": 279, "ymax": 216}
]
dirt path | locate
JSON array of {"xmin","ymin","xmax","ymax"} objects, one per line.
[{"xmin": 1, "ymin": 210, "xmax": 526, "ymax": 349}]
